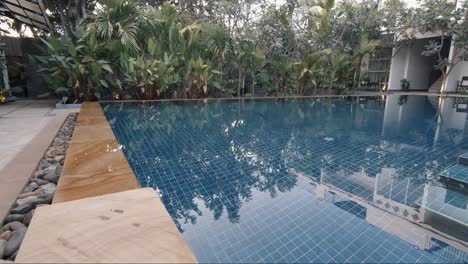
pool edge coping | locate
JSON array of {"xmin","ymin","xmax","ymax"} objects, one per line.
[
  {"xmin": 52, "ymin": 102, "xmax": 141, "ymax": 203},
  {"xmin": 99, "ymin": 91, "xmax": 468, "ymax": 103},
  {"xmin": 48, "ymin": 102, "xmax": 198, "ymax": 263}
]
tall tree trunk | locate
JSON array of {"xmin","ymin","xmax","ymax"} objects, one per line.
[
  {"xmin": 354, "ymin": 57, "xmax": 363, "ymax": 90},
  {"xmin": 438, "ymin": 34, "xmax": 446, "ymax": 93}
]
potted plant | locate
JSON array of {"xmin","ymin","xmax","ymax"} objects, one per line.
[
  {"xmin": 0, "ymin": 88, "xmax": 6, "ymax": 103},
  {"xmin": 400, "ymin": 78, "xmax": 410, "ymax": 91}
]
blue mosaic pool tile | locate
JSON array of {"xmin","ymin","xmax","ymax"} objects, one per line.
[
  {"xmin": 102, "ymin": 96, "xmax": 468, "ymax": 263},
  {"xmin": 441, "ymin": 164, "xmax": 468, "ymax": 183},
  {"xmin": 458, "ymin": 152, "xmax": 468, "ymax": 166}
]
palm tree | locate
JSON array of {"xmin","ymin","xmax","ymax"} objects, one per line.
[
  {"xmin": 327, "ymin": 53, "xmax": 351, "ymax": 93},
  {"xmin": 86, "ymin": 0, "xmax": 141, "ymax": 52},
  {"xmin": 293, "ymin": 52, "xmax": 325, "ymax": 95},
  {"xmin": 352, "ymin": 34, "xmax": 381, "ymax": 89}
]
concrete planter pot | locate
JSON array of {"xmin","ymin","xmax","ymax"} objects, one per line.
[{"xmin": 56, "ymin": 102, "xmax": 81, "ymax": 109}]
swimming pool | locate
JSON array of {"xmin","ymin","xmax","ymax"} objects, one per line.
[{"xmin": 103, "ymin": 95, "xmax": 468, "ymax": 263}]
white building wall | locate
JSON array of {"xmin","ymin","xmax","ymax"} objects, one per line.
[
  {"xmin": 388, "ymin": 47, "xmax": 409, "ymax": 90},
  {"xmin": 445, "ymin": 46, "xmax": 468, "ymax": 92},
  {"xmin": 406, "ymin": 40, "xmax": 435, "ymax": 90},
  {"xmin": 382, "ymin": 95, "xmax": 426, "ymax": 136},
  {"xmin": 446, "ymin": 61, "xmax": 464, "ymax": 92},
  {"xmin": 433, "ymin": 97, "xmax": 467, "ymax": 145},
  {"xmin": 388, "ymin": 39, "xmax": 435, "ymax": 91}
]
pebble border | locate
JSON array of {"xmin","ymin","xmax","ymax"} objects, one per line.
[{"xmin": 0, "ymin": 113, "xmax": 78, "ymax": 262}]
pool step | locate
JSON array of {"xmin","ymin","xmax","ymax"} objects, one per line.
[
  {"xmin": 439, "ymin": 164, "xmax": 468, "ymax": 194},
  {"xmin": 458, "ymin": 152, "xmax": 468, "ymax": 166}
]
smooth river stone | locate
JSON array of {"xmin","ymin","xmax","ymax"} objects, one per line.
[
  {"xmin": 4, "ymin": 229, "xmax": 26, "ymax": 258},
  {"xmin": 39, "ymin": 167, "xmax": 56, "ymax": 180},
  {"xmin": 54, "ymin": 155, "xmax": 65, "ymax": 163},
  {"xmin": 10, "ymin": 204, "xmax": 33, "ymax": 215},
  {"xmin": 32, "ymin": 170, "xmax": 46, "ymax": 178},
  {"xmin": 22, "ymin": 182, "xmax": 38, "ymax": 193},
  {"xmin": 39, "ymin": 160, "xmax": 53, "ymax": 169},
  {"xmin": 23, "ymin": 210, "xmax": 34, "ymax": 226},
  {"xmin": 0, "ymin": 239, "xmax": 6, "ymax": 259},
  {"xmin": 31, "ymin": 179, "xmax": 49, "ymax": 186},
  {"xmin": 3, "ymin": 215, "xmax": 24, "ymax": 224},
  {"xmin": 17, "ymin": 189, "xmax": 44, "ymax": 199},
  {"xmin": 37, "ymin": 183, "xmax": 56, "ymax": 195},
  {"xmin": 37, "ymin": 194, "xmax": 54, "ymax": 204},
  {"xmin": 8, "ymin": 222, "xmax": 26, "ymax": 231},
  {"xmin": 0, "ymin": 231, "xmax": 11, "ymax": 241}
]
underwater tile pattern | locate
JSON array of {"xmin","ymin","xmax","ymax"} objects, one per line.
[
  {"xmin": 420, "ymin": 185, "xmax": 468, "ymax": 225},
  {"xmin": 441, "ymin": 164, "xmax": 468, "ymax": 183},
  {"xmin": 102, "ymin": 96, "xmax": 468, "ymax": 263},
  {"xmin": 459, "ymin": 152, "xmax": 468, "ymax": 166}
]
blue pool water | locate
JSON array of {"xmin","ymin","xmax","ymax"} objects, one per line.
[{"xmin": 103, "ymin": 95, "xmax": 468, "ymax": 263}]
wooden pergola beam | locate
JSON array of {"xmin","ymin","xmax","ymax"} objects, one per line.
[{"xmin": 0, "ymin": 0, "xmax": 52, "ymax": 32}]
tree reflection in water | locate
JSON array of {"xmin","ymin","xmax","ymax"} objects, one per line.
[{"xmin": 102, "ymin": 96, "xmax": 468, "ymax": 231}]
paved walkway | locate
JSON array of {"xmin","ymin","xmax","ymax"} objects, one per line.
[
  {"xmin": 0, "ymin": 100, "xmax": 56, "ymax": 169},
  {"xmin": 0, "ymin": 100, "xmax": 78, "ymax": 219}
]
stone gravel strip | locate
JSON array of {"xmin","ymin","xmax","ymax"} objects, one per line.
[{"xmin": 0, "ymin": 113, "xmax": 78, "ymax": 262}]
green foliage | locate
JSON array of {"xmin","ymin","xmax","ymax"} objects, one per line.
[
  {"xmin": 35, "ymin": 0, "xmax": 400, "ymax": 101},
  {"xmin": 34, "ymin": 31, "xmax": 114, "ymax": 102},
  {"xmin": 411, "ymin": 0, "xmax": 468, "ymax": 92},
  {"xmin": 86, "ymin": 0, "xmax": 142, "ymax": 52}
]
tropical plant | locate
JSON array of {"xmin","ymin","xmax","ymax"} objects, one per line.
[
  {"xmin": 34, "ymin": 31, "xmax": 114, "ymax": 102},
  {"xmin": 410, "ymin": 0, "xmax": 468, "ymax": 93},
  {"xmin": 123, "ymin": 48, "xmax": 176, "ymax": 99},
  {"xmin": 112, "ymin": 3, "xmax": 227, "ymax": 99},
  {"xmin": 31, "ymin": 0, "xmax": 461, "ymax": 99},
  {"xmin": 85, "ymin": 0, "xmax": 142, "ymax": 52},
  {"xmin": 400, "ymin": 78, "xmax": 410, "ymax": 91},
  {"xmin": 292, "ymin": 51, "xmax": 325, "ymax": 95},
  {"xmin": 234, "ymin": 39, "xmax": 265, "ymax": 96},
  {"xmin": 380, "ymin": 0, "xmax": 415, "ymax": 90},
  {"xmin": 352, "ymin": 34, "xmax": 382, "ymax": 89},
  {"xmin": 326, "ymin": 53, "xmax": 352, "ymax": 93}
]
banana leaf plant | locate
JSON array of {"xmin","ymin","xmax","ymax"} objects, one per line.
[
  {"xmin": 34, "ymin": 31, "xmax": 114, "ymax": 103},
  {"xmin": 185, "ymin": 57, "xmax": 221, "ymax": 99},
  {"xmin": 352, "ymin": 34, "xmax": 381, "ymax": 89},
  {"xmin": 326, "ymin": 53, "xmax": 352, "ymax": 93},
  {"xmin": 292, "ymin": 51, "xmax": 325, "ymax": 95},
  {"xmin": 124, "ymin": 52, "xmax": 178, "ymax": 99}
]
